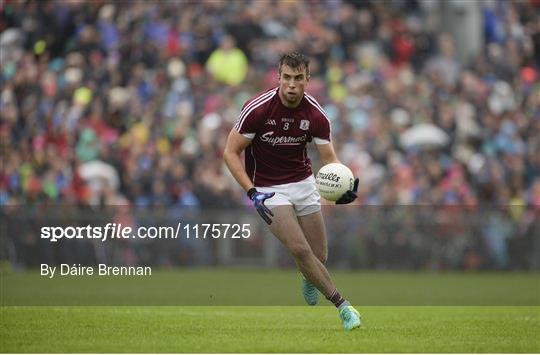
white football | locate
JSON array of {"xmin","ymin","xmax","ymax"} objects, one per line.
[{"xmin": 315, "ymin": 163, "xmax": 355, "ymax": 202}]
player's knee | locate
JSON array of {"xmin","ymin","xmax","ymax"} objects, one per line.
[{"xmin": 289, "ymin": 243, "xmax": 312, "ymax": 261}]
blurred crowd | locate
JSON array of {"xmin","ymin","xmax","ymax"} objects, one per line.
[
  {"xmin": 1, "ymin": 0, "xmax": 539, "ymax": 208},
  {"xmin": 1, "ymin": 0, "xmax": 539, "ymax": 269}
]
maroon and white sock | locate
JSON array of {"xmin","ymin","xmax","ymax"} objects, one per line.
[{"xmin": 327, "ymin": 288, "xmax": 350, "ymax": 309}]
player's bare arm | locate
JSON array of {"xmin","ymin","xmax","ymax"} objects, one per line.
[
  {"xmin": 223, "ymin": 130, "xmax": 255, "ymax": 193},
  {"xmin": 224, "ymin": 129, "xmax": 275, "ymax": 224},
  {"xmin": 316, "ymin": 141, "xmax": 340, "ymax": 165}
]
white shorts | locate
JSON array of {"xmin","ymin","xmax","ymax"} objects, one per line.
[{"xmin": 256, "ymin": 176, "xmax": 321, "ymax": 216}]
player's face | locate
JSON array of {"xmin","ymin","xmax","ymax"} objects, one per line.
[{"xmin": 278, "ymin": 65, "xmax": 309, "ymax": 107}]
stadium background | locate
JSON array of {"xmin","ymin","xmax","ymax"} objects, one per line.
[{"xmin": 1, "ymin": 0, "xmax": 539, "ymax": 272}]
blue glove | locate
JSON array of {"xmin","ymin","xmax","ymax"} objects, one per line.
[
  {"xmin": 247, "ymin": 188, "xmax": 275, "ymax": 225},
  {"xmin": 336, "ymin": 178, "xmax": 359, "ymax": 204}
]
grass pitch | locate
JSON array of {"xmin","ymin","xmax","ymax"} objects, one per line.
[
  {"xmin": 2, "ymin": 269, "xmax": 538, "ymax": 306},
  {"xmin": 1, "ymin": 306, "xmax": 538, "ymax": 353},
  {"xmin": 1, "ymin": 269, "xmax": 539, "ymax": 353}
]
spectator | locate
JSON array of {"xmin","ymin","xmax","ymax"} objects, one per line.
[{"xmin": 206, "ymin": 35, "xmax": 248, "ymax": 86}]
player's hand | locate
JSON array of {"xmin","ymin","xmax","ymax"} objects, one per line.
[
  {"xmin": 336, "ymin": 178, "xmax": 359, "ymax": 205},
  {"xmin": 247, "ymin": 189, "xmax": 275, "ymax": 225}
]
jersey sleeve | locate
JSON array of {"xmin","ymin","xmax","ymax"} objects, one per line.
[
  {"xmin": 305, "ymin": 93, "xmax": 331, "ymax": 144},
  {"xmin": 311, "ymin": 107, "xmax": 331, "ymax": 145},
  {"xmin": 234, "ymin": 101, "xmax": 264, "ymax": 140}
]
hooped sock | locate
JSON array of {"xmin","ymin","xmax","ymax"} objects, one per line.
[{"xmin": 327, "ymin": 288, "xmax": 349, "ymax": 309}]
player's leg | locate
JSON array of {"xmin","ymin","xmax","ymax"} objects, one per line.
[
  {"xmin": 268, "ymin": 206, "xmax": 361, "ymax": 330},
  {"xmin": 297, "ymin": 211, "xmax": 327, "ymax": 305},
  {"xmin": 267, "ymin": 205, "xmax": 335, "ymax": 297},
  {"xmin": 298, "ymin": 211, "xmax": 327, "ymax": 263},
  {"xmin": 297, "ymin": 210, "xmax": 361, "ymax": 331},
  {"xmin": 292, "ymin": 176, "xmax": 328, "ymax": 305},
  {"xmin": 292, "ymin": 176, "xmax": 328, "ymax": 263}
]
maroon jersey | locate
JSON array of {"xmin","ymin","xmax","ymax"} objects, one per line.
[{"xmin": 234, "ymin": 87, "xmax": 331, "ymax": 187}]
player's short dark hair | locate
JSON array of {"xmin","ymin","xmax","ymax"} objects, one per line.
[{"xmin": 279, "ymin": 52, "xmax": 310, "ymax": 77}]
